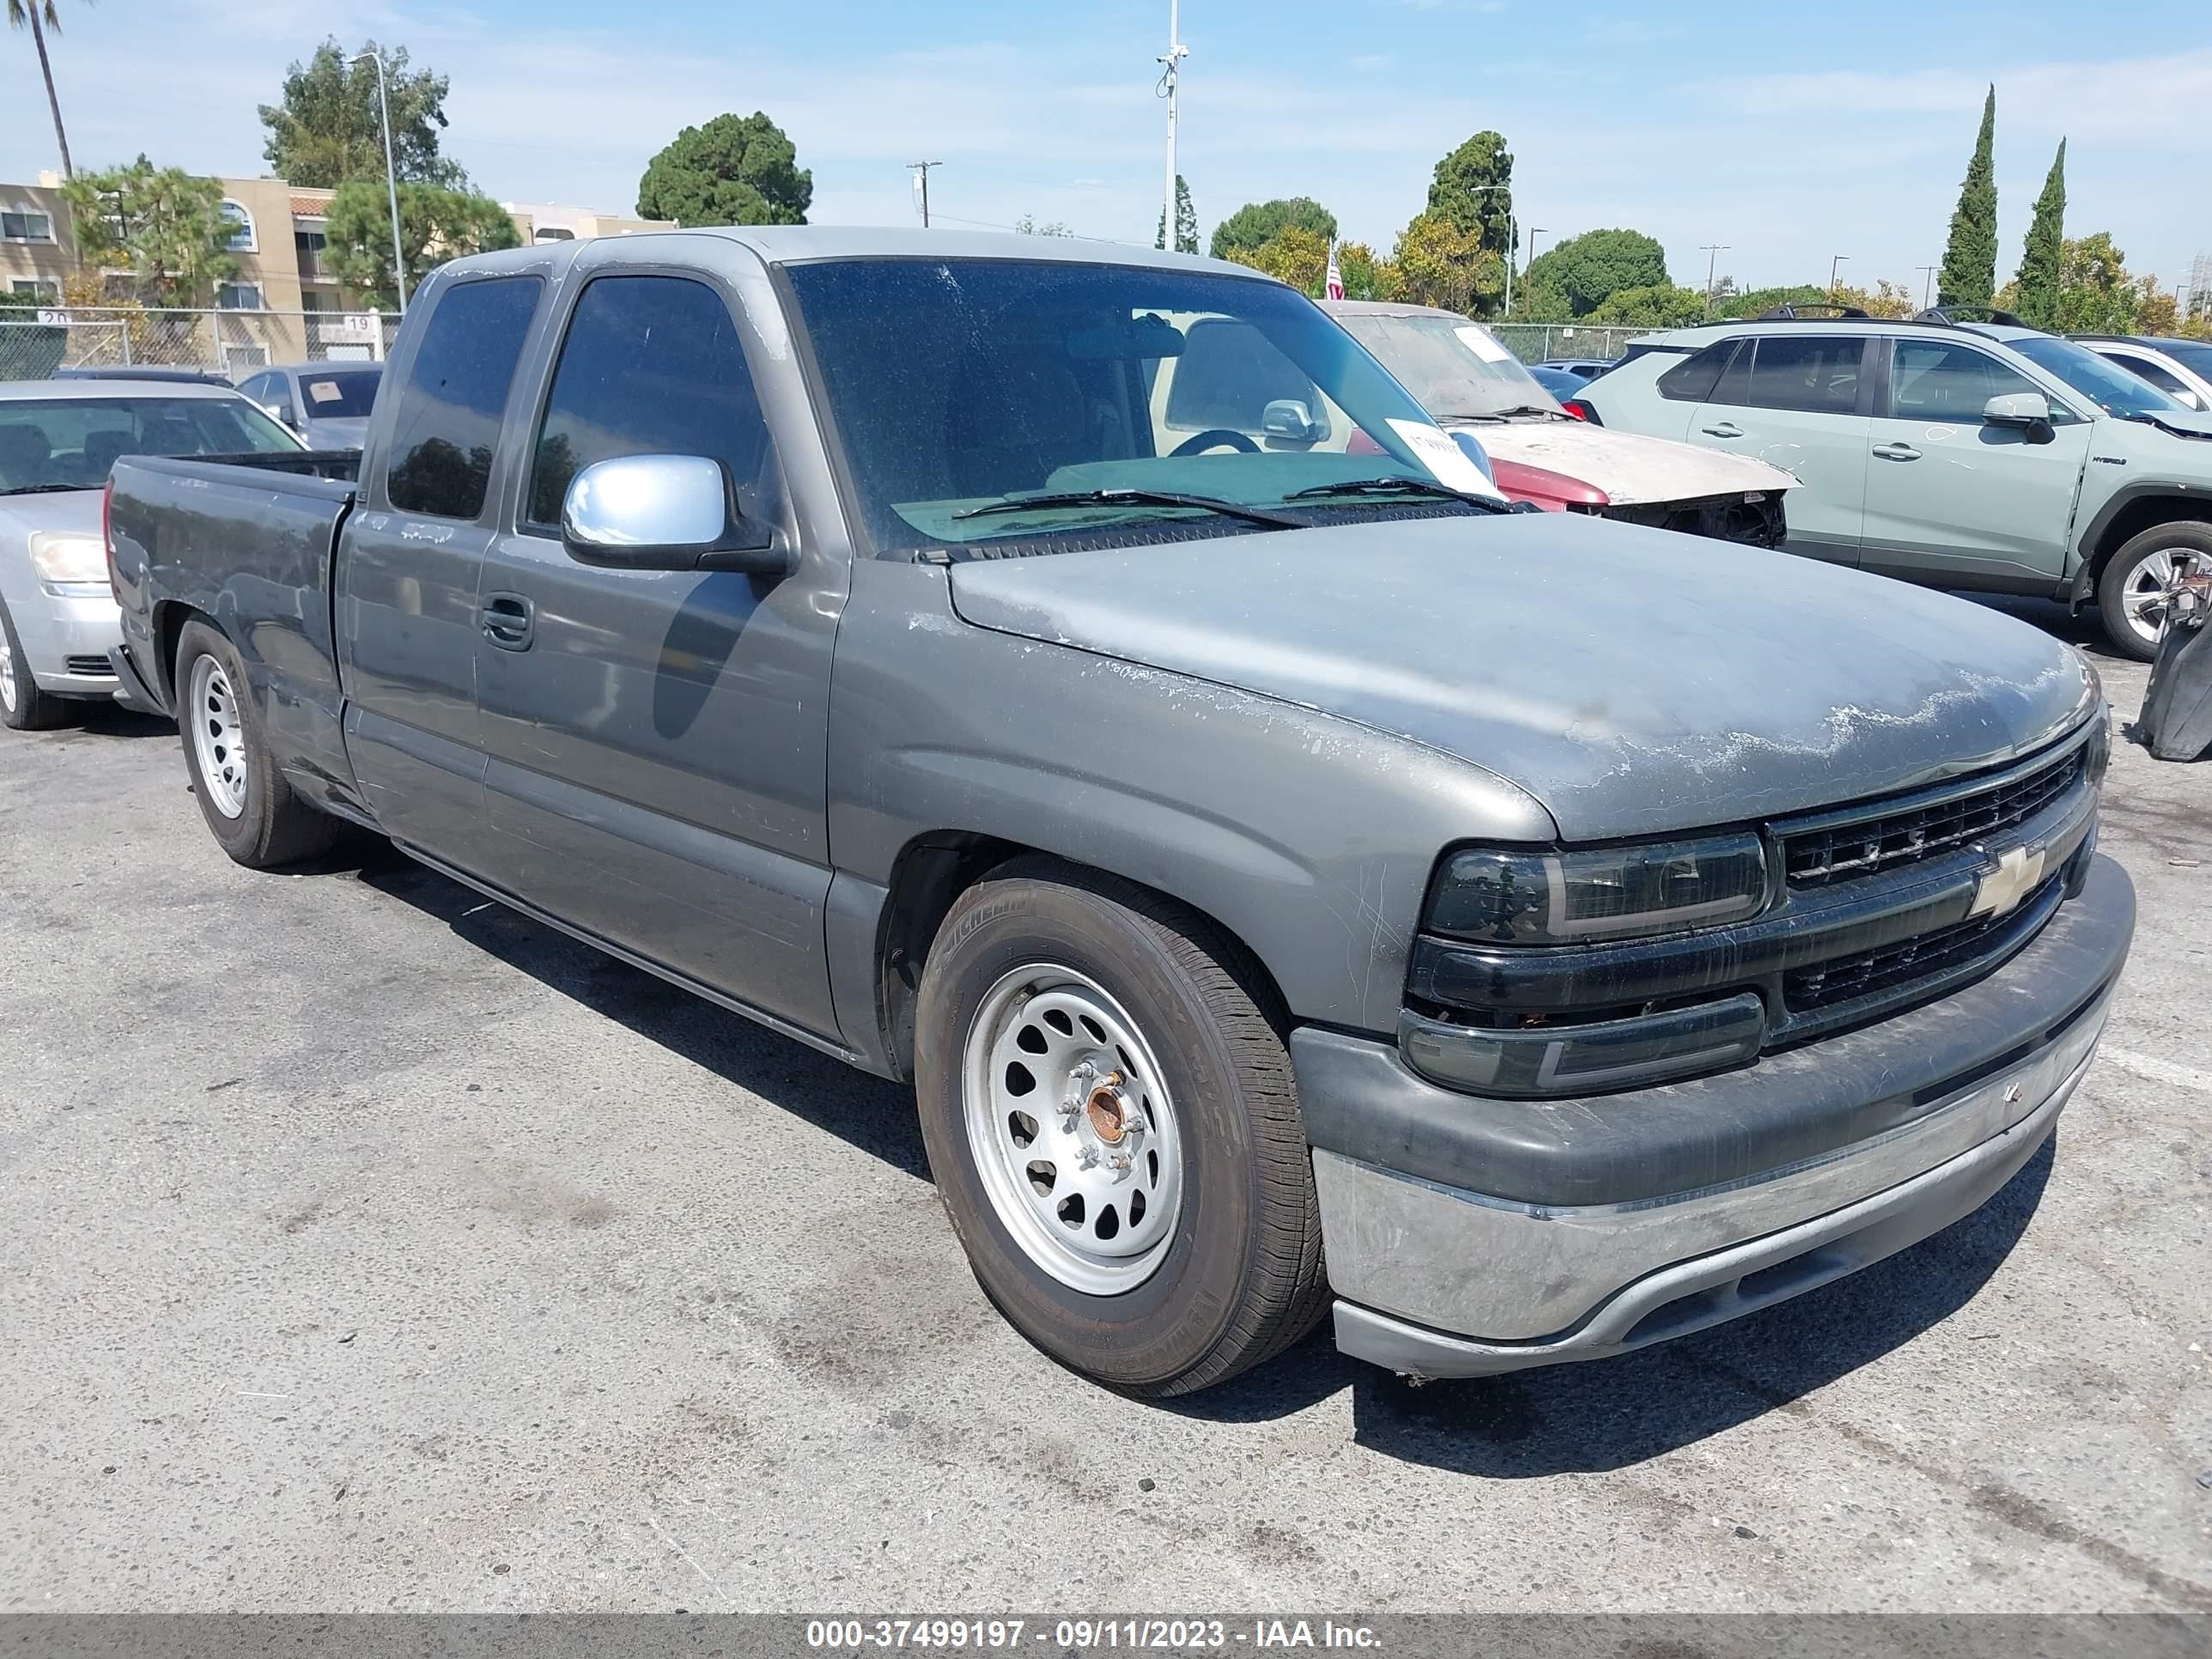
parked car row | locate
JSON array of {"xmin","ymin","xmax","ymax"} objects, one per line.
[{"xmin": 71, "ymin": 228, "xmax": 2130, "ymax": 1397}]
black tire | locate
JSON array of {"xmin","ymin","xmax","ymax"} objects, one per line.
[
  {"xmin": 914, "ymin": 857, "xmax": 1328, "ymax": 1396},
  {"xmin": 173, "ymin": 619, "xmax": 337, "ymax": 867},
  {"xmin": 0, "ymin": 597, "xmax": 76, "ymax": 732},
  {"xmin": 2097, "ymin": 521, "xmax": 2212, "ymax": 662}
]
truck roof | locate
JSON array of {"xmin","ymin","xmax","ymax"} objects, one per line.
[{"xmin": 0, "ymin": 378, "xmax": 257, "ymax": 403}]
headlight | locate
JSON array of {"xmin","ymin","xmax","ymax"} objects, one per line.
[
  {"xmin": 29, "ymin": 532, "xmax": 108, "ymax": 586},
  {"xmin": 1425, "ymin": 831, "xmax": 1770, "ymax": 945}
]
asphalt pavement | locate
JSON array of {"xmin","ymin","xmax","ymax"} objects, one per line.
[{"xmin": 1, "ymin": 599, "xmax": 2207, "ymax": 1614}]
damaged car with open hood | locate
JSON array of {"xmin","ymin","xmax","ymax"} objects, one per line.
[{"xmin": 105, "ymin": 228, "xmax": 2133, "ymax": 1393}]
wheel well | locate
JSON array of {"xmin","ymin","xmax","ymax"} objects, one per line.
[
  {"xmin": 152, "ymin": 600, "xmax": 204, "ymax": 705},
  {"xmin": 872, "ymin": 833, "xmax": 1288, "ymax": 1081},
  {"xmin": 2089, "ymin": 497, "xmax": 2212, "ymax": 590}
]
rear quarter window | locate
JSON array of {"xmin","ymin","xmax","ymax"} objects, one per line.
[{"xmin": 384, "ymin": 276, "xmax": 542, "ymax": 520}]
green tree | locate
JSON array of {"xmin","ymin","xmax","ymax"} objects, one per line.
[
  {"xmin": 1387, "ymin": 213, "xmax": 1501, "ymax": 316},
  {"xmin": 259, "ymin": 40, "xmax": 466, "ymax": 190},
  {"xmin": 1333, "ymin": 240, "xmax": 1390, "ymax": 301},
  {"xmin": 1013, "ymin": 214, "xmax": 1071, "ymax": 237},
  {"xmin": 636, "ymin": 112, "xmax": 811, "ymax": 227},
  {"xmin": 2014, "ymin": 138, "xmax": 2067, "ymax": 330},
  {"xmin": 325, "ymin": 179, "xmax": 519, "ymax": 310},
  {"xmin": 1425, "ymin": 130, "xmax": 1513, "ymax": 257},
  {"xmin": 2050, "ymin": 232, "xmax": 2145, "ymax": 334},
  {"xmin": 61, "ymin": 156, "xmax": 238, "ymax": 306},
  {"xmin": 1208, "ymin": 197, "xmax": 1335, "ymax": 261},
  {"xmin": 8, "ymin": 0, "xmax": 81, "ymax": 179},
  {"xmin": 1522, "ymin": 228, "xmax": 1668, "ymax": 318},
  {"xmin": 1221, "ymin": 223, "xmax": 1331, "ymax": 296},
  {"xmin": 1154, "ymin": 174, "xmax": 1198, "ymax": 254},
  {"xmin": 1936, "ymin": 84, "xmax": 1997, "ymax": 310},
  {"xmin": 1585, "ymin": 283, "xmax": 1707, "ymax": 328}
]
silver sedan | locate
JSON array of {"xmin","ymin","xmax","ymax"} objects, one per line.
[{"xmin": 0, "ymin": 380, "xmax": 301, "ymax": 730}]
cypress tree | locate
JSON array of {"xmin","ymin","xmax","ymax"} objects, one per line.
[
  {"xmin": 2014, "ymin": 139, "xmax": 2067, "ymax": 328},
  {"xmin": 1936, "ymin": 86, "xmax": 1998, "ymax": 310}
]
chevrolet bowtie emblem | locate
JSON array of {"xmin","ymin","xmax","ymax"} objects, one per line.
[{"xmin": 1969, "ymin": 842, "xmax": 2048, "ymax": 919}]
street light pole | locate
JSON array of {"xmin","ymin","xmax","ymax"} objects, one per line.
[
  {"xmin": 1828, "ymin": 252, "xmax": 1848, "ymax": 295},
  {"xmin": 1158, "ymin": 0, "xmax": 1188, "ymax": 251},
  {"xmin": 1526, "ymin": 226, "xmax": 1547, "ymax": 272},
  {"xmin": 351, "ymin": 51, "xmax": 408, "ymax": 313},
  {"xmin": 1700, "ymin": 243, "xmax": 1730, "ymax": 319},
  {"xmin": 1916, "ymin": 264, "xmax": 1938, "ymax": 308}
]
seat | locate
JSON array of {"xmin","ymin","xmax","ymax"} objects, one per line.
[
  {"xmin": 81, "ymin": 431, "xmax": 131, "ymax": 480},
  {"xmin": 0, "ymin": 423, "xmax": 55, "ymax": 490}
]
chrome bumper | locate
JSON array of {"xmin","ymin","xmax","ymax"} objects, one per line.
[{"xmin": 1305, "ymin": 854, "xmax": 2134, "ymax": 1377}]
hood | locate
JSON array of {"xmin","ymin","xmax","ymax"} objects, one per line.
[
  {"xmin": 2139, "ymin": 408, "xmax": 2212, "ymax": 441},
  {"xmin": 1449, "ymin": 418, "xmax": 1799, "ymax": 506},
  {"xmin": 946, "ymin": 514, "xmax": 2097, "ymax": 841},
  {"xmin": 0, "ymin": 488, "xmax": 102, "ymax": 538}
]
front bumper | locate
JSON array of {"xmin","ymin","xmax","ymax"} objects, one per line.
[
  {"xmin": 1298, "ymin": 853, "xmax": 2135, "ymax": 1377},
  {"xmin": 12, "ymin": 584, "xmax": 124, "ymax": 700}
]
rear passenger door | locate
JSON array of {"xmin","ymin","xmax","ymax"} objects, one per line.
[
  {"xmin": 1858, "ymin": 337, "xmax": 2092, "ymax": 590},
  {"xmin": 337, "ymin": 271, "xmax": 542, "ymax": 870},
  {"xmin": 471, "ymin": 255, "xmax": 843, "ymax": 1036},
  {"xmin": 1691, "ymin": 333, "xmax": 1873, "ymax": 565}
]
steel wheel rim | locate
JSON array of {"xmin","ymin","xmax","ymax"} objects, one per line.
[
  {"xmin": 961, "ymin": 963, "xmax": 1186, "ymax": 1296},
  {"xmin": 2120, "ymin": 546, "xmax": 2212, "ymax": 646},
  {"xmin": 0, "ymin": 634, "xmax": 15, "ymax": 714},
  {"xmin": 188, "ymin": 653, "xmax": 248, "ymax": 819}
]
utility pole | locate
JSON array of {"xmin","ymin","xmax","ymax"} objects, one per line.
[
  {"xmin": 1700, "ymin": 243, "xmax": 1730, "ymax": 319},
  {"xmin": 350, "ymin": 52, "xmax": 409, "ymax": 313},
  {"xmin": 908, "ymin": 161, "xmax": 941, "ymax": 229},
  {"xmin": 1157, "ymin": 0, "xmax": 1188, "ymax": 247},
  {"xmin": 1916, "ymin": 264, "xmax": 1938, "ymax": 308},
  {"xmin": 1828, "ymin": 252, "xmax": 1849, "ymax": 295}
]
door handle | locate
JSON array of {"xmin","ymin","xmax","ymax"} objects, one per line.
[
  {"xmin": 1701, "ymin": 422, "xmax": 1743, "ymax": 438},
  {"xmin": 1872, "ymin": 442, "xmax": 1922, "ymax": 462},
  {"xmin": 481, "ymin": 592, "xmax": 534, "ymax": 651}
]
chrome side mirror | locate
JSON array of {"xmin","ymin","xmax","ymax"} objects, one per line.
[
  {"xmin": 560, "ymin": 453, "xmax": 790, "ymax": 575},
  {"xmin": 1261, "ymin": 398, "xmax": 1327, "ymax": 443}
]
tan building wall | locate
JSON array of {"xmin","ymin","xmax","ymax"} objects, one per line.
[{"xmin": 0, "ymin": 181, "xmax": 72, "ymax": 302}]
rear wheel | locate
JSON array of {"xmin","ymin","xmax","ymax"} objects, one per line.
[
  {"xmin": 2098, "ymin": 523, "xmax": 2212, "ymax": 661},
  {"xmin": 0, "ymin": 599, "xmax": 74, "ymax": 732},
  {"xmin": 915, "ymin": 858, "xmax": 1328, "ymax": 1396},
  {"xmin": 174, "ymin": 619, "xmax": 337, "ymax": 867}
]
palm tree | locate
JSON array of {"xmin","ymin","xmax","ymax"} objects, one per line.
[{"xmin": 7, "ymin": 0, "xmax": 84, "ymax": 180}]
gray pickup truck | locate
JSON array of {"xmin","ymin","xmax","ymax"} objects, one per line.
[{"xmin": 106, "ymin": 228, "xmax": 2135, "ymax": 1395}]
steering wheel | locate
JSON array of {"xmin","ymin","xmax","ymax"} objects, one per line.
[{"xmin": 1169, "ymin": 428, "xmax": 1261, "ymax": 458}]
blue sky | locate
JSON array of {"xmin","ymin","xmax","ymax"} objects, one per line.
[{"xmin": 6, "ymin": 0, "xmax": 2209, "ymax": 299}]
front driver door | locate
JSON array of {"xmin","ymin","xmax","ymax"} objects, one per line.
[
  {"xmin": 1692, "ymin": 332, "xmax": 1872, "ymax": 566},
  {"xmin": 1858, "ymin": 337, "xmax": 2092, "ymax": 591},
  {"xmin": 472, "ymin": 254, "xmax": 844, "ymax": 1036}
]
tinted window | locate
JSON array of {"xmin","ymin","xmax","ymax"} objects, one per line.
[
  {"xmin": 2009, "ymin": 335, "xmax": 2180, "ymax": 419},
  {"xmin": 1743, "ymin": 336, "xmax": 1863, "ymax": 415},
  {"xmin": 1164, "ymin": 318, "xmax": 1320, "ymax": 432},
  {"xmin": 385, "ymin": 276, "xmax": 540, "ymax": 520},
  {"xmin": 296, "ymin": 368, "xmax": 380, "ymax": 419},
  {"xmin": 1657, "ymin": 339, "xmax": 1741, "ymax": 402},
  {"xmin": 0, "ymin": 396, "xmax": 297, "ymax": 494},
  {"xmin": 2104, "ymin": 352, "xmax": 2199, "ymax": 408},
  {"xmin": 1888, "ymin": 340, "xmax": 2043, "ymax": 420},
  {"xmin": 2160, "ymin": 342, "xmax": 2212, "ymax": 380},
  {"xmin": 526, "ymin": 275, "xmax": 779, "ymax": 530}
]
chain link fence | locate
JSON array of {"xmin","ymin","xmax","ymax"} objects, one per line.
[
  {"xmin": 0, "ymin": 308, "xmax": 401, "ymax": 382},
  {"xmin": 1490, "ymin": 324, "xmax": 1654, "ymax": 366}
]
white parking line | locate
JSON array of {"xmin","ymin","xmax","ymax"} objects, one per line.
[{"xmin": 2101, "ymin": 1048, "xmax": 2212, "ymax": 1095}]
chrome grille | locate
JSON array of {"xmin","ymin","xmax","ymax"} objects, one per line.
[{"xmin": 1783, "ymin": 746, "xmax": 2086, "ymax": 888}]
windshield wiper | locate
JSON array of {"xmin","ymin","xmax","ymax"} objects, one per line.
[
  {"xmin": 1492, "ymin": 404, "xmax": 1573, "ymax": 421},
  {"xmin": 1285, "ymin": 477, "xmax": 1510, "ymax": 514},
  {"xmin": 952, "ymin": 487, "xmax": 1304, "ymax": 530},
  {"xmin": 0, "ymin": 483, "xmax": 91, "ymax": 497}
]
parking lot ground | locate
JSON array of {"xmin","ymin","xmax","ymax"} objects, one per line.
[{"xmin": 2, "ymin": 601, "xmax": 2208, "ymax": 1613}]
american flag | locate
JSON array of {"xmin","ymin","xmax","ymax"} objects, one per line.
[{"xmin": 1325, "ymin": 240, "xmax": 1345, "ymax": 301}]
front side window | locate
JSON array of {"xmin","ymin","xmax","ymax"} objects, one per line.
[
  {"xmin": 384, "ymin": 276, "xmax": 541, "ymax": 520},
  {"xmin": 1743, "ymin": 335, "xmax": 1863, "ymax": 415},
  {"xmin": 1888, "ymin": 339, "xmax": 2044, "ymax": 420},
  {"xmin": 2103, "ymin": 352, "xmax": 2199, "ymax": 408},
  {"xmin": 0, "ymin": 396, "xmax": 297, "ymax": 494},
  {"xmin": 526, "ymin": 274, "xmax": 779, "ymax": 530},
  {"xmin": 785, "ymin": 258, "xmax": 1487, "ymax": 552}
]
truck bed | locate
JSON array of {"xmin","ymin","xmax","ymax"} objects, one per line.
[{"xmin": 106, "ymin": 453, "xmax": 361, "ymax": 813}]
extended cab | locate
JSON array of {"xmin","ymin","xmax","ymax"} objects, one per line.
[{"xmin": 107, "ymin": 230, "xmax": 2134, "ymax": 1394}]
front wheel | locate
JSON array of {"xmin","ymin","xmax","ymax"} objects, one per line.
[
  {"xmin": 914, "ymin": 859, "xmax": 1328, "ymax": 1396},
  {"xmin": 173, "ymin": 620, "xmax": 337, "ymax": 867},
  {"xmin": 0, "ymin": 598, "xmax": 74, "ymax": 732},
  {"xmin": 2097, "ymin": 524, "xmax": 2212, "ymax": 661}
]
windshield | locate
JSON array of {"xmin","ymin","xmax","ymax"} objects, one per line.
[
  {"xmin": 2158, "ymin": 341, "xmax": 2212, "ymax": 381},
  {"xmin": 0, "ymin": 395, "xmax": 299, "ymax": 494},
  {"xmin": 1334, "ymin": 311, "xmax": 1563, "ymax": 420},
  {"xmin": 2009, "ymin": 336, "xmax": 2188, "ymax": 419},
  {"xmin": 784, "ymin": 258, "xmax": 1496, "ymax": 550},
  {"xmin": 295, "ymin": 368, "xmax": 380, "ymax": 419}
]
